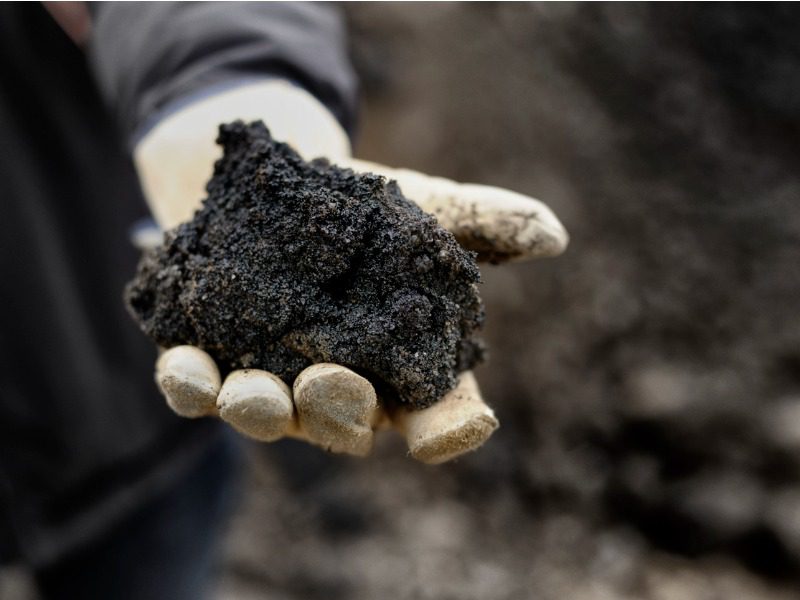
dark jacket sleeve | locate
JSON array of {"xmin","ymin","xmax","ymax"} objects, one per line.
[{"xmin": 86, "ymin": 2, "xmax": 358, "ymax": 146}]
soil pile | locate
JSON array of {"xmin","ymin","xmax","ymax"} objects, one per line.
[{"xmin": 125, "ymin": 121, "xmax": 484, "ymax": 408}]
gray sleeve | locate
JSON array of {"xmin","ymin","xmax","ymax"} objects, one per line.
[{"xmin": 86, "ymin": 2, "xmax": 358, "ymax": 146}]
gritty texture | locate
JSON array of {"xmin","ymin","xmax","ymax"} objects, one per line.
[{"xmin": 125, "ymin": 121, "xmax": 484, "ymax": 408}]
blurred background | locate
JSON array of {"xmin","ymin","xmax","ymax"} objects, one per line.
[{"xmin": 4, "ymin": 2, "xmax": 800, "ymax": 599}]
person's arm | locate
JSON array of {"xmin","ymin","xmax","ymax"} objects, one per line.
[{"xmin": 87, "ymin": 2, "xmax": 357, "ymax": 147}]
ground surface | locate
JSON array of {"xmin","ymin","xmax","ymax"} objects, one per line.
[{"xmin": 219, "ymin": 4, "xmax": 800, "ymax": 599}]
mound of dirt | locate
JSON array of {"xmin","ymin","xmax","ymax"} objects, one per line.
[{"xmin": 125, "ymin": 121, "xmax": 484, "ymax": 408}]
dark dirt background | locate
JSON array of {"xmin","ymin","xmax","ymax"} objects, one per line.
[
  {"xmin": 218, "ymin": 4, "xmax": 800, "ymax": 599},
  {"xmin": 4, "ymin": 3, "xmax": 800, "ymax": 599}
]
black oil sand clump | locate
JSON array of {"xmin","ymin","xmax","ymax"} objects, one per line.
[{"xmin": 126, "ymin": 121, "xmax": 484, "ymax": 408}]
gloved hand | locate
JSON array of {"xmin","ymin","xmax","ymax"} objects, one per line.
[{"xmin": 134, "ymin": 80, "xmax": 568, "ymax": 463}]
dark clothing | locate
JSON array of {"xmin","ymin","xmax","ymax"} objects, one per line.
[
  {"xmin": 88, "ymin": 2, "xmax": 357, "ymax": 145},
  {"xmin": 34, "ymin": 431, "xmax": 243, "ymax": 600},
  {"xmin": 0, "ymin": 1, "xmax": 356, "ymax": 569}
]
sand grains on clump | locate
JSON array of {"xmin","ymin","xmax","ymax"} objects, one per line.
[{"xmin": 126, "ymin": 121, "xmax": 484, "ymax": 408}]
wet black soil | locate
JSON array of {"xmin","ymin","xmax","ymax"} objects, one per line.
[{"xmin": 125, "ymin": 121, "xmax": 484, "ymax": 408}]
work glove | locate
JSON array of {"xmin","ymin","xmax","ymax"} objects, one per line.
[{"xmin": 134, "ymin": 80, "xmax": 568, "ymax": 464}]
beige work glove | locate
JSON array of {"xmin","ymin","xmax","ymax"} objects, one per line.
[{"xmin": 135, "ymin": 80, "xmax": 568, "ymax": 464}]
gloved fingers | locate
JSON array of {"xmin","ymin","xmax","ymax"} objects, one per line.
[
  {"xmin": 292, "ymin": 363, "xmax": 381, "ymax": 457},
  {"xmin": 343, "ymin": 158, "xmax": 568, "ymax": 262},
  {"xmin": 157, "ymin": 347, "xmax": 296, "ymax": 443},
  {"xmin": 156, "ymin": 346, "xmax": 221, "ymax": 418},
  {"xmin": 156, "ymin": 348, "xmax": 383, "ymax": 455},
  {"xmin": 391, "ymin": 371, "xmax": 499, "ymax": 464},
  {"xmin": 217, "ymin": 369, "xmax": 295, "ymax": 442}
]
